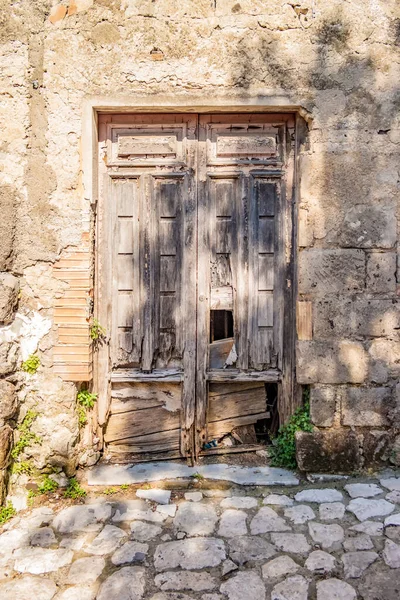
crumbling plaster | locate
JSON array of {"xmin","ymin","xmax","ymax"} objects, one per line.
[{"xmin": 0, "ymin": 0, "xmax": 398, "ymax": 498}]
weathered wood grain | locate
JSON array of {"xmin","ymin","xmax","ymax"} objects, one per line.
[
  {"xmin": 207, "ymin": 412, "xmax": 270, "ymax": 439},
  {"xmin": 208, "ymin": 383, "xmax": 266, "ymax": 422},
  {"xmin": 104, "ymin": 405, "xmax": 181, "ymax": 443},
  {"xmin": 107, "ymin": 429, "xmax": 180, "ymax": 452}
]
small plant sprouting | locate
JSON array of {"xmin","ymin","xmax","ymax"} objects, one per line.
[
  {"xmin": 120, "ymin": 484, "xmax": 129, "ymax": 491},
  {"xmin": 191, "ymin": 473, "xmax": 204, "ymax": 481},
  {"xmin": 103, "ymin": 487, "xmax": 118, "ymax": 495},
  {"xmin": 0, "ymin": 502, "xmax": 16, "ymax": 526},
  {"xmin": 37, "ymin": 475, "xmax": 59, "ymax": 495},
  {"xmin": 21, "ymin": 354, "xmax": 40, "ymax": 375},
  {"xmin": 11, "ymin": 410, "xmax": 41, "ymax": 460},
  {"xmin": 269, "ymin": 395, "xmax": 313, "ymax": 470},
  {"xmin": 77, "ymin": 389, "xmax": 98, "ymax": 427},
  {"xmin": 63, "ymin": 477, "xmax": 87, "ymax": 499},
  {"xmin": 90, "ymin": 319, "xmax": 106, "ymax": 342},
  {"xmin": 12, "ymin": 461, "xmax": 33, "ymax": 476}
]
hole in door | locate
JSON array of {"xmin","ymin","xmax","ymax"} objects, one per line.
[{"xmin": 210, "ymin": 310, "xmax": 233, "ymax": 342}]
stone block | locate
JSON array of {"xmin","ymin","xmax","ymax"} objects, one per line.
[
  {"xmin": 0, "ymin": 425, "xmax": 12, "ymax": 469},
  {"xmin": 368, "ymin": 339, "xmax": 400, "ymax": 383},
  {"xmin": 389, "ymin": 435, "xmax": 400, "ymax": 467},
  {"xmin": 296, "ymin": 430, "xmax": 361, "ymax": 473},
  {"xmin": 0, "ymin": 379, "xmax": 17, "ymax": 422},
  {"xmin": 0, "ymin": 342, "xmax": 19, "ymax": 376},
  {"xmin": 342, "ymin": 387, "xmax": 394, "ymax": 426},
  {"xmin": 310, "ymin": 385, "xmax": 337, "ymax": 427},
  {"xmin": 363, "ymin": 430, "xmax": 391, "ymax": 466},
  {"xmin": 298, "ymin": 249, "xmax": 365, "ymax": 295},
  {"xmin": 0, "ymin": 273, "xmax": 19, "ymax": 324},
  {"xmin": 297, "ymin": 341, "xmax": 368, "ymax": 384},
  {"xmin": 336, "ymin": 202, "xmax": 396, "ymax": 249},
  {"xmin": 0, "ymin": 186, "xmax": 16, "ymax": 271},
  {"xmin": 367, "ymin": 252, "xmax": 397, "ymax": 293},
  {"xmin": 314, "ymin": 298, "xmax": 398, "ymax": 340}
]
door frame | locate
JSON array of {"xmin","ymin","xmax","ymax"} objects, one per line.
[{"xmin": 83, "ymin": 98, "xmax": 309, "ymax": 457}]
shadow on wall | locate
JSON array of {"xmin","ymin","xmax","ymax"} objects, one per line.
[{"xmin": 226, "ymin": 1, "xmax": 399, "ymax": 463}]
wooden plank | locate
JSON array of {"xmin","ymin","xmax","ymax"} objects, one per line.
[
  {"xmin": 210, "ymin": 286, "xmax": 233, "ymax": 310},
  {"xmin": 110, "ymin": 369, "xmax": 183, "ymax": 382},
  {"xmin": 200, "ymin": 443, "xmax": 264, "ymax": 456},
  {"xmin": 208, "ymin": 382, "xmax": 268, "ymax": 396},
  {"xmin": 231, "ymin": 424, "xmax": 258, "ymax": 444},
  {"xmin": 104, "ymin": 405, "xmax": 181, "ymax": 443},
  {"xmin": 140, "ymin": 174, "xmax": 156, "ymax": 371},
  {"xmin": 297, "ymin": 300, "xmax": 313, "ymax": 341},
  {"xmin": 180, "ymin": 118, "xmax": 198, "ymax": 460},
  {"xmin": 207, "ymin": 412, "xmax": 270, "ymax": 439},
  {"xmin": 110, "ymin": 382, "xmax": 181, "ymax": 412},
  {"xmin": 208, "ymin": 384, "xmax": 266, "ymax": 422},
  {"xmin": 106, "ymin": 429, "xmax": 180, "ymax": 452},
  {"xmin": 234, "ymin": 174, "xmax": 249, "ymax": 370},
  {"xmin": 209, "ymin": 338, "xmax": 234, "ymax": 369},
  {"xmin": 195, "ymin": 116, "xmax": 211, "ymax": 457},
  {"xmin": 105, "ymin": 449, "xmax": 182, "ymax": 463},
  {"xmin": 258, "ymin": 254, "xmax": 274, "ymax": 291},
  {"xmin": 207, "ymin": 369, "xmax": 280, "ymax": 382}
]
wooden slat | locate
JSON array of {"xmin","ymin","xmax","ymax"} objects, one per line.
[
  {"xmin": 235, "ymin": 174, "xmax": 249, "ymax": 370},
  {"xmin": 207, "ymin": 412, "xmax": 270, "ymax": 439},
  {"xmin": 208, "ymin": 383, "xmax": 266, "ymax": 422},
  {"xmin": 110, "ymin": 369, "xmax": 183, "ymax": 382},
  {"xmin": 141, "ymin": 174, "xmax": 156, "ymax": 371},
  {"xmin": 209, "ymin": 338, "xmax": 234, "ymax": 369},
  {"xmin": 104, "ymin": 405, "xmax": 181, "ymax": 443},
  {"xmin": 207, "ymin": 369, "xmax": 280, "ymax": 382},
  {"xmin": 181, "ymin": 122, "xmax": 198, "ymax": 460},
  {"xmin": 106, "ymin": 429, "xmax": 180, "ymax": 453},
  {"xmin": 110, "ymin": 382, "xmax": 181, "ymax": 412}
]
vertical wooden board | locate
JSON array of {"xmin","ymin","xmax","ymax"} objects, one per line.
[
  {"xmin": 234, "ymin": 174, "xmax": 249, "ymax": 370},
  {"xmin": 118, "ymin": 219, "xmax": 133, "ymax": 253},
  {"xmin": 248, "ymin": 176, "xmax": 259, "ymax": 369},
  {"xmin": 211, "ymin": 254, "xmax": 232, "ymax": 287},
  {"xmin": 119, "ymin": 331, "xmax": 133, "ymax": 354},
  {"xmin": 215, "ymin": 180, "xmax": 233, "ymax": 216},
  {"xmin": 272, "ymin": 181, "xmax": 284, "ymax": 371},
  {"xmin": 117, "ymin": 181, "xmax": 135, "ymax": 216},
  {"xmin": 258, "ymin": 218, "xmax": 275, "ymax": 253},
  {"xmin": 258, "ymin": 292, "xmax": 274, "ymax": 327},
  {"xmin": 140, "ymin": 174, "xmax": 157, "ymax": 371},
  {"xmin": 258, "ymin": 254, "xmax": 274, "ymax": 291},
  {"xmin": 160, "ymin": 256, "xmax": 176, "ymax": 292},
  {"xmin": 117, "ymin": 255, "xmax": 134, "ymax": 291},
  {"xmin": 160, "ymin": 294, "xmax": 175, "ymax": 329},
  {"xmin": 258, "ymin": 181, "xmax": 275, "ymax": 216},
  {"xmin": 216, "ymin": 219, "xmax": 232, "ymax": 253},
  {"xmin": 160, "ymin": 181, "xmax": 178, "ymax": 217},
  {"xmin": 118, "ymin": 294, "xmax": 134, "ymax": 327},
  {"xmin": 159, "ymin": 221, "xmax": 178, "ymax": 254},
  {"xmin": 256, "ymin": 327, "xmax": 274, "ymax": 366}
]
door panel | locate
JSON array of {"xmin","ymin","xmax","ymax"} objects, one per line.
[{"xmin": 98, "ymin": 112, "xmax": 295, "ymax": 462}]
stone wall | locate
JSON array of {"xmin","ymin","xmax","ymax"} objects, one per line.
[{"xmin": 0, "ymin": 0, "xmax": 399, "ymax": 496}]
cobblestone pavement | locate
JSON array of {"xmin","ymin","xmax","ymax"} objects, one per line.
[{"xmin": 2, "ymin": 471, "xmax": 400, "ymax": 599}]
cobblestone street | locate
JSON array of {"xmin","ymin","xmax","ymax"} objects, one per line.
[{"xmin": 1, "ymin": 466, "xmax": 400, "ymax": 599}]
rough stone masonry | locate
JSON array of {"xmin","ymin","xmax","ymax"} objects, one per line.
[{"xmin": 0, "ymin": 0, "xmax": 399, "ymax": 502}]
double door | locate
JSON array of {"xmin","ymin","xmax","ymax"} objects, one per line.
[{"xmin": 97, "ymin": 113, "xmax": 296, "ymax": 462}]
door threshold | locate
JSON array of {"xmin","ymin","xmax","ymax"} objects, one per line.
[
  {"xmin": 87, "ymin": 460, "xmax": 299, "ymax": 486},
  {"xmin": 199, "ymin": 443, "xmax": 267, "ymax": 457}
]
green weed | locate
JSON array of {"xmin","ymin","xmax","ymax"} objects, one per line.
[
  {"xmin": 63, "ymin": 478, "xmax": 86, "ymax": 499},
  {"xmin": 103, "ymin": 487, "xmax": 118, "ymax": 495},
  {"xmin": 90, "ymin": 319, "xmax": 106, "ymax": 341},
  {"xmin": 270, "ymin": 397, "xmax": 313, "ymax": 470},
  {"xmin": 21, "ymin": 354, "xmax": 40, "ymax": 374},
  {"xmin": 0, "ymin": 502, "xmax": 16, "ymax": 526},
  {"xmin": 77, "ymin": 389, "xmax": 98, "ymax": 427},
  {"xmin": 11, "ymin": 410, "xmax": 41, "ymax": 459},
  {"xmin": 12, "ymin": 461, "xmax": 33, "ymax": 475}
]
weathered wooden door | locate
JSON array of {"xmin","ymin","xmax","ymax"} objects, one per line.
[{"xmin": 97, "ymin": 113, "xmax": 296, "ymax": 462}]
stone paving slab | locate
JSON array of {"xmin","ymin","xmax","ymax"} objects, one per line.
[
  {"xmin": 87, "ymin": 462, "xmax": 299, "ymax": 487},
  {"xmin": 1, "ymin": 472, "xmax": 400, "ymax": 599}
]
